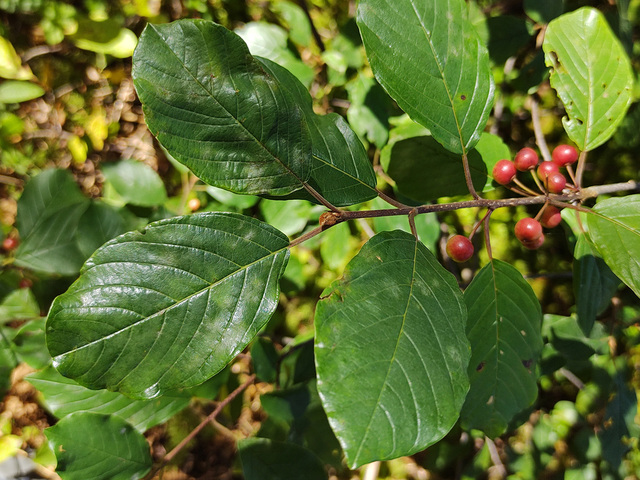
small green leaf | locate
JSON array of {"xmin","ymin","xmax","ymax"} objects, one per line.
[
  {"xmin": 46, "ymin": 212, "xmax": 290, "ymax": 398},
  {"xmin": 573, "ymin": 235, "xmax": 620, "ymax": 334},
  {"xmin": 524, "ymin": 0, "xmax": 564, "ymax": 25},
  {"xmin": 543, "ymin": 7, "xmax": 634, "ymax": 151},
  {"xmin": 101, "ymin": 159, "xmax": 168, "ymax": 207},
  {"xmin": 239, "ymin": 438, "xmax": 327, "ymax": 480},
  {"xmin": 46, "ymin": 412, "xmax": 152, "ymax": 480},
  {"xmin": 315, "ymin": 231, "xmax": 469, "ymax": 467},
  {"xmin": 27, "ymin": 366, "xmax": 189, "ymax": 432},
  {"xmin": 0, "ymin": 288, "xmax": 40, "ymax": 324},
  {"xmin": 256, "ymin": 58, "xmax": 377, "ymax": 207},
  {"xmin": 357, "ymin": 0, "xmax": 494, "ymax": 154},
  {"xmin": 15, "ymin": 169, "xmax": 90, "ymax": 275},
  {"xmin": 587, "ymin": 195, "xmax": 640, "ymax": 299},
  {"xmin": 235, "ymin": 22, "xmax": 314, "ymax": 87},
  {"xmin": 132, "ymin": 20, "xmax": 311, "ymax": 196},
  {"xmin": 346, "ymin": 73, "xmax": 391, "ymax": 148},
  {"xmin": 0, "ymin": 80, "xmax": 45, "ymax": 104},
  {"xmin": 387, "ymin": 136, "xmax": 487, "ymax": 200},
  {"xmin": 461, "ymin": 260, "xmax": 543, "ymax": 438}
]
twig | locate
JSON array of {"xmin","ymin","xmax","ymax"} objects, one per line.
[
  {"xmin": 484, "ymin": 211, "xmax": 493, "ymax": 260},
  {"xmin": 531, "ymin": 97, "xmax": 551, "ymax": 162},
  {"xmin": 362, "ymin": 461, "xmax": 381, "ymax": 480},
  {"xmin": 574, "ymin": 150, "xmax": 588, "ymax": 189},
  {"xmin": 462, "ymin": 153, "xmax": 480, "ymax": 199},
  {"xmin": 377, "ymin": 188, "xmax": 410, "ymax": 208},
  {"xmin": 558, "ymin": 367, "xmax": 585, "ymax": 390},
  {"xmin": 143, "ymin": 374, "xmax": 256, "ymax": 479},
  {"xmin": 295, "ymin": 0, "xmax": 325, "ymax": 51},
  {"xmin": 485, "ymin": 437, "xmax": 507, "ymax": 478}
]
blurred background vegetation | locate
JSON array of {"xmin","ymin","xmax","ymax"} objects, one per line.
[{"xmin": 0, "ymin": 0, "xmax": 639, "ymax": 479}]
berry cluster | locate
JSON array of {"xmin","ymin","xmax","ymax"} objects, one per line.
[
  {"xmin": 492, "ymin": 144, "xmax": 578, "ymax": 250},
  {"xmin": 446, "ymin": 144, "xmax": 579, "ymax": 262}
]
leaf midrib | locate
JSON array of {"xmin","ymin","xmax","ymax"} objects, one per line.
[{"xmin": 144, "ymin": 22, "xmax": 308, "ymax": 188}]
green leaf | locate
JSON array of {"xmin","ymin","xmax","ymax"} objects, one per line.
[
  {"xmin": 387, "ymin": 136, "xmax": 487, "ymax": 200},
  {"xmin": 315, "ymin": 231, "xmax": 469, "ymax": 468},
  {"xmin": 486, "ymin": 16, "xmax": 532, "ymax": 65},
  {"xmin": 259, "ymin": 199, "xmax": 313, "ymax": 236},
  {"xmin": 11, "ymin": 318, "xmax": 50, "ymax": 369},
  {"xmin": 27, "ymin": 366, "xmax": 189, "ymax": 432},
  {"xmin": 0, "ymin": 80, "xmax": 45, "ymax": 104},
  {"xmin": 132, "ymin": 19, "xmax": 312, "ymax": 196},
  {"xmin": 320, "ymin": 222, "xmax": 352, "ymax": 270},
  {"xmin": 0, "ymin": 288, "xmax": 40, "ymax": 324},
  {"xmin": 461, "ymin": 260, "xmax": 543, "ymax": 438},
  {"xmin": 256, "ymin": 58, "xmax": 377, "ymax": 207},
  {"xmin": 357, "ymin": 0, "xmax": 494, "ymax": 154},
  {"xmin": 524, "ymin": 0, "xmax": 564, "ymax": 25},
  {"xmin": 101, "ymin": 160, "xmax": 168, "ymax": 207},
  {"xmin": 272, "ymin": 1, "xmax": 312, "ymax": 47},
  {"xmin": 346, "ymin": 73, "xmax": 391, "ymax": 148},
  {"xmin": 573, "ymin": 235, "xmax": 620, "ymax": 334},
  {"xmin": 239, "ymin": 438, "xmax": 327, "ymax": 480},
  {"xmin": 46, "ymin": 212, "xmax": 290, "ymax": 398},
  {"xmin": 543, "ymin": 7, "xmax": 634, "ymax": 151},
  {"xmin": 601, "ymin": 369, "xmax": 640, "ymax": 470},
  {"xmin": 46, "ymin": 412, "xmax": 152, "ymax": 480},
  {"xmin": 14, "ymin": 169, "xmax": 90, "ymax": 275},
  {"xmin": 76, "ymin": 202, "xmax": 129, "ymax": 259},
  {"xmin": 587, "ymin": 195, "xmax": 640, "ymax": 299},
  {"xmin": 235, "ymin": 22, "xmax": 315, "ymax": 87}
]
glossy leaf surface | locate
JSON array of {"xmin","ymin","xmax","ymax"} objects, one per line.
[
  {"xmin": 28, "ymin": 366, "xmax": 189, "ymax": 432},
  {"xmin": 47, "ymin": 212, "xmax": 290, "ymax": 398},
  {"xmin": 543, "ymin": 8, "xmax": 634, "ymax": 151},
  {"xmin": 587, "ymin": 195, "xmax": 640, "ymax": 299},
  {"xmin": 256, "ymin": 57, "xmax": 377, "ymax": 206},
  {"xmin": 461, "ymin": 260, "xmax": 543, "ymax": 438},
  {"xmin": 14, "ymin": 169, "xmax": 89, "ymax": 275},
  {"xmin": 132, "ymin": 20, "xmax": 311, "ymax": 196},
  {"xmin": 46, "ymin": 412, "xmax": 152, "ymax": 480},
  {"xmin": 357, "ymin": 0, "xmax": 494, "ymax": 154},
  {"xmin": 315, "ymin": 231, "xmax": 469, "ymax": 467}
]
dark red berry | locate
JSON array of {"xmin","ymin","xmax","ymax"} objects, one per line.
[
  {"xmin": 514, "ymin": 147, "xmax": 539, "ymax": 171},
  {"xmin": 537, "ymin": 161, "xmax": 559, "ymax": 181},
  {"xmin": 18, "ymin": 278, "xmax": 32, "ymax": 289},
  {"xmin": 546, "ymin": 172, "xmax": 567, "ymax": 193},
  {"xmin": 522, "ymin": 233, "xmax": 545, "ymax": 250},
  {"xmin": 540, "ymin": 206, "xmax": 562, "ymax": 229},
  {"xmin": 552, "ymin": 144, "xmax": 579, "ymax": 166},
  {"xmin": 515, "ymin": 218, "xmax": 543, "ymax": 243},
  {"xmin": 2, "ymin": 237, "xmax": 18, "ymax": 251},
  {"xmin": 492, "ymin": 159, "xmax": 517, "ymax": 185},
  {"xmin": 446, "ymin": 235, "xmax": 474, "ymax": 263}
]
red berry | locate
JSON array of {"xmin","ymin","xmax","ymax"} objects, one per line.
[
  {"xmin": 546, "ymin": 172, "xmax": 567, "ymax": 193},
  {"xmin": 552, "ymin": 144, "xmax": 579, "ymax": 167},
  {"xmin": 537, "ymin": 161, "xmax": 559, "ymax": 181},
  {"xmin": 514, "ymin": 147, "xmax": 539, "ymax": 171},
  {"xmin": 522, "ymin": 233, "xmax": 545, "ymax": 250},
  {"xmin": 492, "ymin": 159, "xmax": 517, "ymax": 185},
  {"xmin": 446, "ymin": 235, "xmax": 474, "ymax": 263},
  {"xmin": 18, "ymin": 278, "xmax": 32, "ymax": 289},
  {"xmin": 540, "ymin": 206, "xmax": 562, "ymax": 229},
  {"xmin": 515, "ymin": 218, "xmax": 543, "ymax": 243},
  {"xmin": 2, "ymin": 237, "xmax": 18, "ymax": 251}
]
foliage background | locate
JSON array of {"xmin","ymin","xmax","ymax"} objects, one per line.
[{"xmin": 0, "ymin": 0, "xmax": 639, "ymax": 479}]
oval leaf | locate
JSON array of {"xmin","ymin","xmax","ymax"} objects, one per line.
[
  {"xmin": 15, "ymin": 169, "xmax": 90, "ymax": 276},
  {"xmin": 132, "ymin": 19, "xmax": 311, "ymax": 196},
  {"xmin": 28, "ymin": 366, "xmax": 189, "ymax": 432},
  {"xmin": 46, "ymin": 212, "xmax": 290, "ymax": 398},
  {"xmin": 461, "ymin": 260, "xmax": 543, "ymax": 438},
  {"xmin": 543, "ymin": 8, "xmax": 634, "ymax": 151},
  {"xmin": 315, "ymin": 231, "xmax": 470, "ymax": 468},
  {"xmin": 587, "ymin": 194, "xmax": 640, "ymax": 299},
  {"xmin": 46, "ymin": 412, "xmax": 152, "ymax": 480},
  {"xmin": 101, "ymin": 159, "xmax": 168, "ymax": 207},
  {"xmin": 256, "ymin": 57, "xmax": 377, "ymax": 206},
  {"xmin": 356, "ymin": 0, "xmax": 494, "ymax": 154}
]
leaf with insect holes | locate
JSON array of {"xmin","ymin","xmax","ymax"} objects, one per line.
[
  {"xmin": 543, "ymin": 8, "xmax": 634, "ymax": 151},
  {"xmin": 357, "ymin": 0, "xmax": 494, "ymax": 154}
]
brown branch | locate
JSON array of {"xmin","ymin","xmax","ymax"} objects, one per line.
[
  {"xmin": 531, "ymin": 97, "xmax": 551, "ymax": 162},
  {"xmin": 144, "ymin": 374, "xmax": 256, "ymax": 479},
  {"xmin": 295, "ymin": 0, "xmax": 325, "ymax": 51},
  {"xmin": 462, "ymin": 153, "xmax": 480, "ymax": 199}
]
